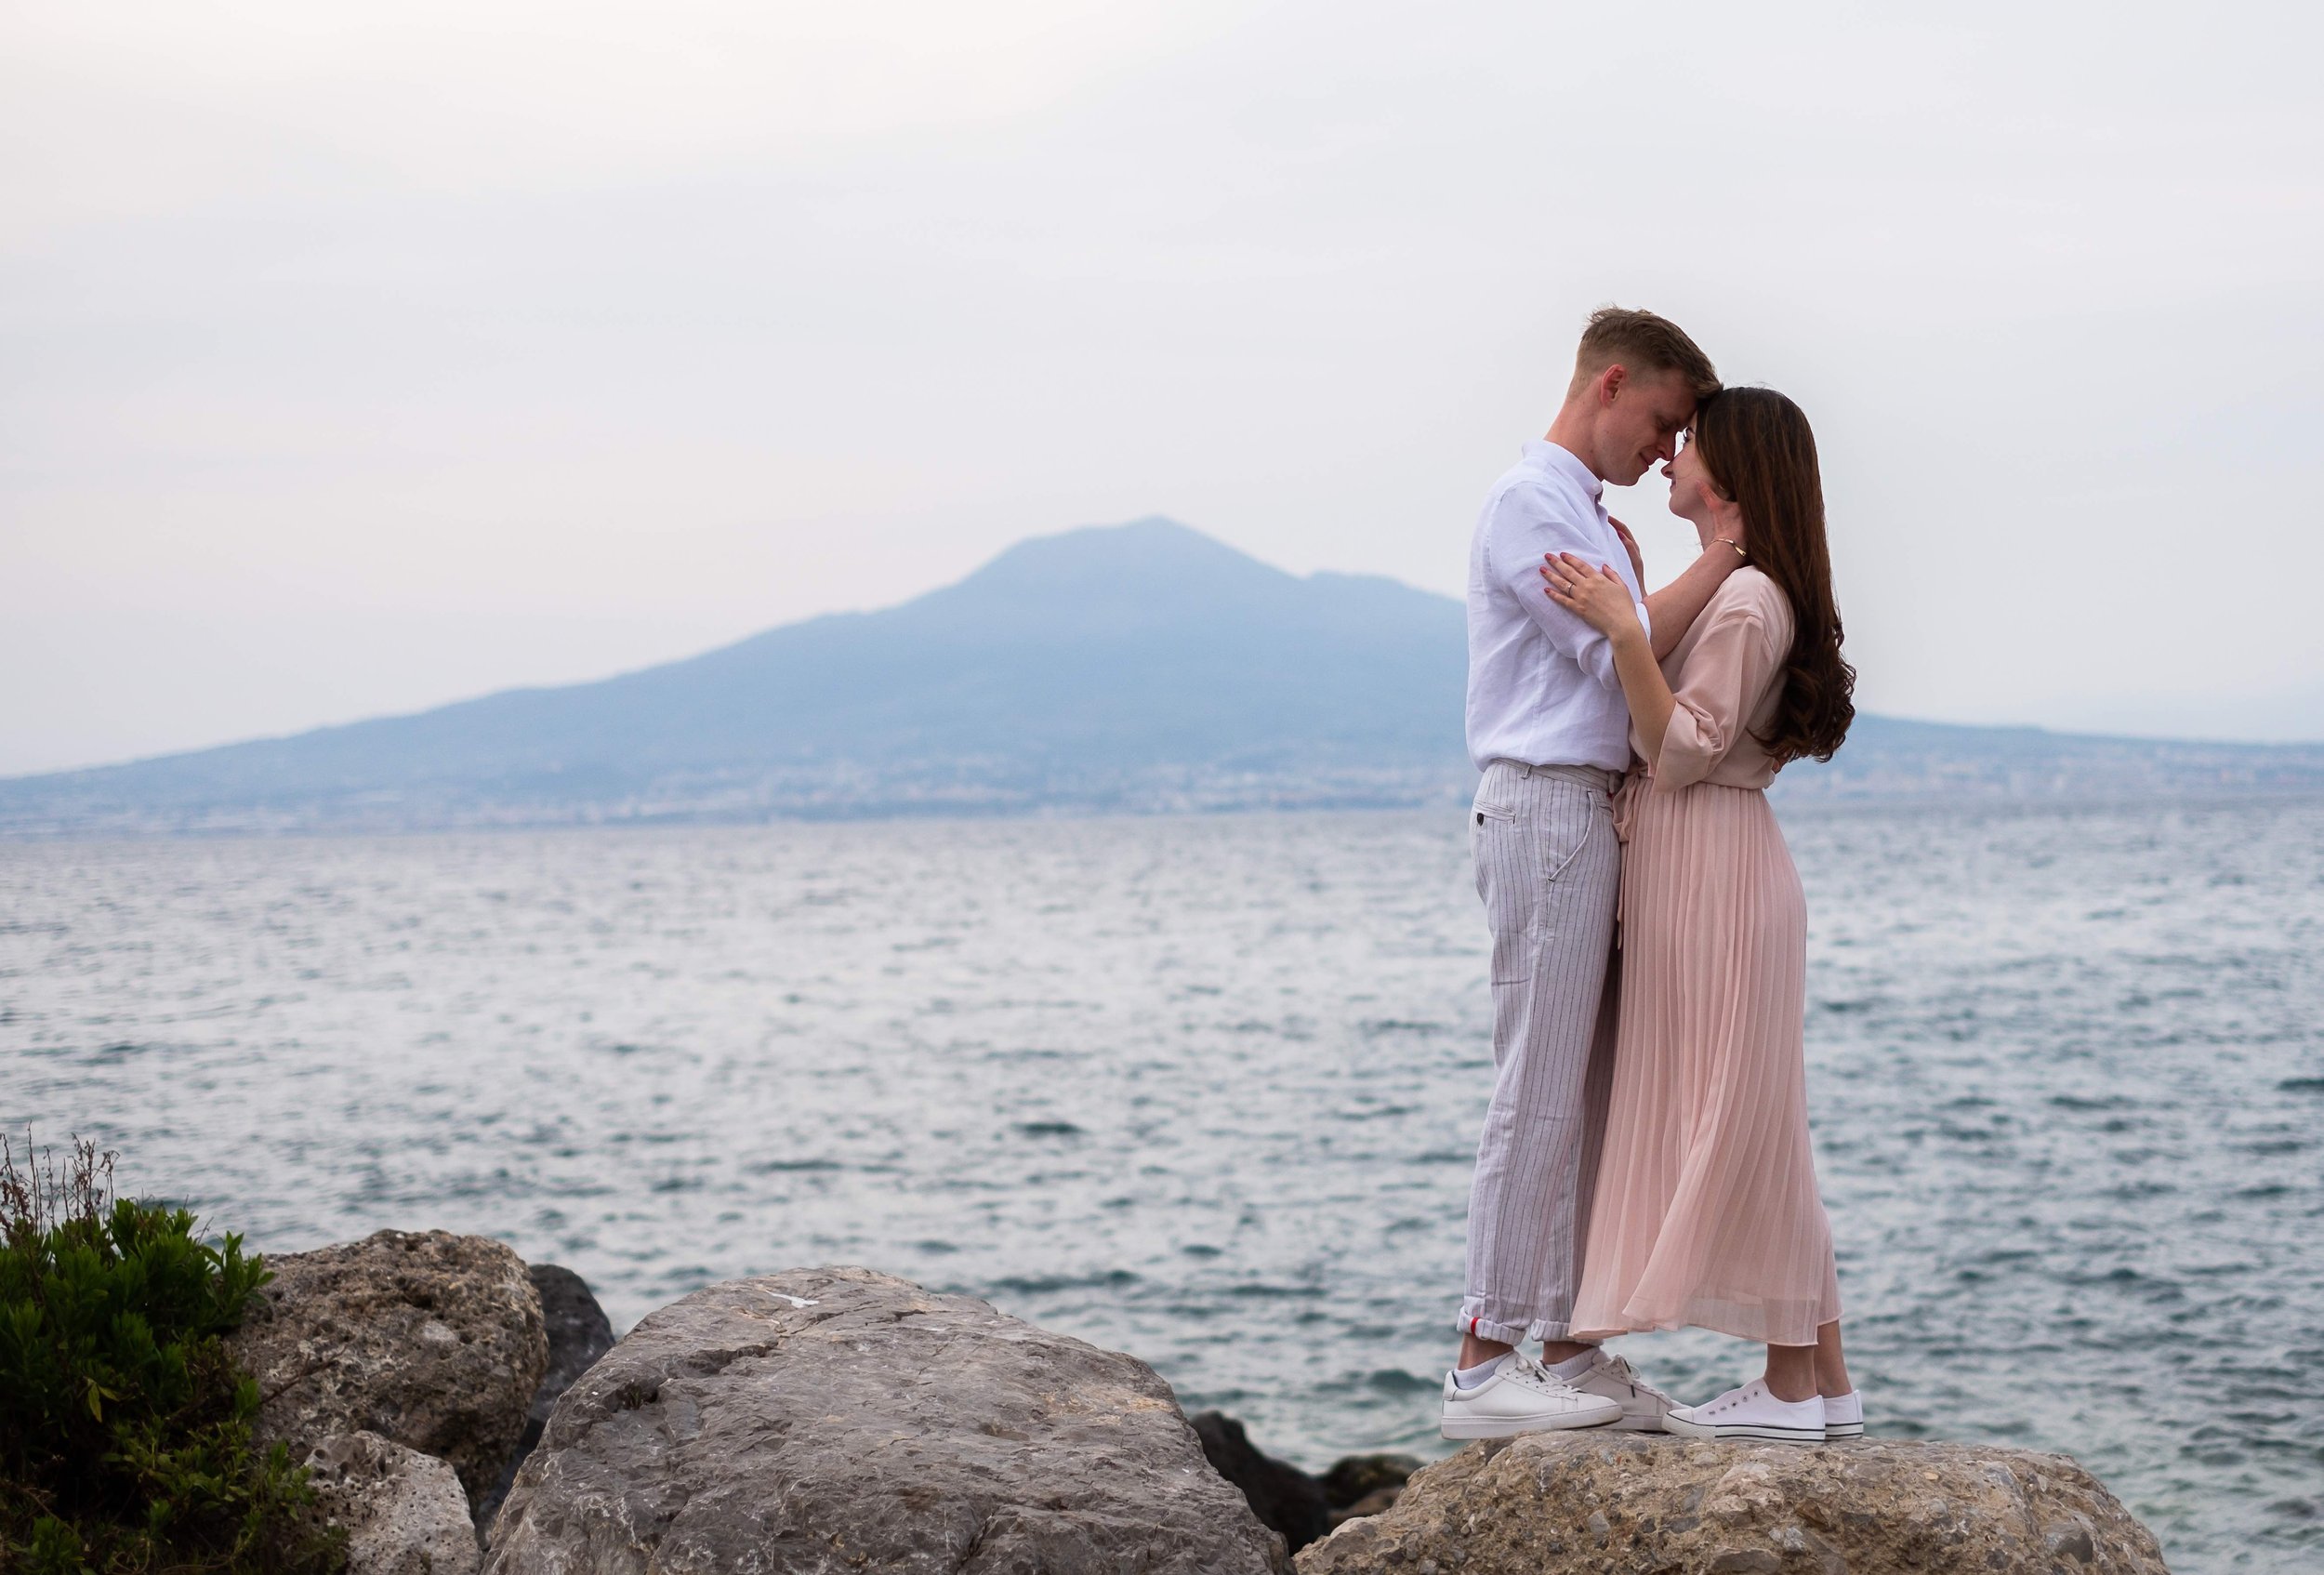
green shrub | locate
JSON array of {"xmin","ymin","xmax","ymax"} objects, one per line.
[{"xmin": 0, "ymin": 1134, "xmax": 345, "ymax": 1575}]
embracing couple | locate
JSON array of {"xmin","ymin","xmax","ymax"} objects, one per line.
[{"xmin": 1443, "ymin": 308, "xmax": 1859, "ymax": 1446}]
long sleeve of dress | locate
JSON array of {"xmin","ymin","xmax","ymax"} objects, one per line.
[{"xmin": 1653, "ymin": 598, "xmax": 1788, "ymax": 790}]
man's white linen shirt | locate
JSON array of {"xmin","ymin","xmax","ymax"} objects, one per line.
[{"xmin": 1464, "ymin": 440, "xmax": 1652, "ymax": 773}]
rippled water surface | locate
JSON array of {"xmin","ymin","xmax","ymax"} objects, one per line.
[{"xmin": 5, "ymin": 800, "xmax": 2320, "ymax": 1571}]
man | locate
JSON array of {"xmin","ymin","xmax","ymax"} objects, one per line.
[{"xmin": 1441, "ymin": 307, "xmax": 1742, "ymax": 1439}]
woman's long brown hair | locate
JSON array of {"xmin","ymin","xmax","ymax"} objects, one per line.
[{"xmin": 1692, "ymin": 387, "xmax": 1855, "ymax": 763}]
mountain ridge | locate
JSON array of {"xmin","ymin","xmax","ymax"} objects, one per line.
[{"xmin": 4, "ymin": 518, "xmax": 2319, "ymax": 834}]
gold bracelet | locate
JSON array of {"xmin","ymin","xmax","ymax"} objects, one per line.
[{"xmin": 1715, "ymin": 537, "xmax": 1747, "ymax": 558}]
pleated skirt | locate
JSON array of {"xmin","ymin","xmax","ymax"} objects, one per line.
[{"xmin": 1567, "ymin": 776, "xmax": 1842, "ymax": 1346}]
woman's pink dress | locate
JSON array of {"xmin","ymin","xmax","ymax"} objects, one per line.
[{"xmin": 1567, "ymin": 566, "xmax": 1842, "ymax": 1347}]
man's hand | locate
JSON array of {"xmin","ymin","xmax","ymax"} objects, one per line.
[{"xmin": 1610, "ymin": 517, "xmax": 1646, "ymax": 589}]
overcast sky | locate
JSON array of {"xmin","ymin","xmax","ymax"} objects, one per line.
[{"xmin": 3, "ymin": 1, "xmax": 2319, "ymax": 775}]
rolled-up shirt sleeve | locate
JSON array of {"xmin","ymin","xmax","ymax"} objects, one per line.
[
  {"xmin": 1655, "ymin": 605, "xmax": 1783, "ymax": 789},
  {"xmin": 1487, "ymin": 485, "xmax": 1645, "ymax": 692}
]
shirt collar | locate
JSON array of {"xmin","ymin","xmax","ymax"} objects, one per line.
[{"xmin": 1524, "ymin": 439, "xmax": 1604, "ymax": 501}]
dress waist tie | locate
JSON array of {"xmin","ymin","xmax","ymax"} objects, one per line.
[{"xmin": 1610, "ymin": 768, "xmax": 1645, "ymax": 946}]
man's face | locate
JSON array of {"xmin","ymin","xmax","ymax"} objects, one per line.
[{"xmin": 1595, "ymin": 367, "xmax": 1697, "ymax": 487}]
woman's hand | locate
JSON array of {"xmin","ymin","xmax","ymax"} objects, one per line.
[
  {"xmin": 1541, "ymin": 552, "xmax": 1644, "ymax": 642},
  {"xmin": 1609, "ymin": 517, "xmax": 1647, "ymax": 587}
]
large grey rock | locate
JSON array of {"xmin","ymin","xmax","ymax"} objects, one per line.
[
  {"xmin": 484, "ymin": 1265, "xmax": 1287, "ymax": 1574},
  {"xmin": 1295, "ymin": 1432, "xmax": 2170, "ymax": 1575},
  {"xmin": 474, "ymin": 1264, "xmax": 617, "ymax": 1530},
  {"xmin": 302, "ymin": 1431, "xmax": 482, "ymax": 1575},
  {"xmin": 231, "ymin": 1229, "xmax": 548, "ymax": 1515}
]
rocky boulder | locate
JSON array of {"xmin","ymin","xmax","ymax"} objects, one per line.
[
  {"xmin": 1316, "ymin": 1452, "xmax": 1422, "ymax": 1529},
  {"xmin": 301, "ymin": 1431, "xmax": 482, "ymax": 1575},
  {"xmin": 522, "ymin": 1263, "xmax": 618, "ymax": 1423},
  {"xmin": 484, "ymin": 1265, "xmax": 1287, "ymax": 1574},
  {"xmin": 1192, "ymin": 1411, "xmax": 1333, "ymax": 1552},
  {"xmin": 1294, "ymin": 1433, "xmax": 2168, "ymax": 1575},
  {"xmin": 230, "ymin": 1229, "xmax": 548, "ymax": 1515},
  {"xmin": 1188, "ymin": 1415, "xmax": 1423, "ymax": 1551},
  {"xmin": 474, "ymin": 1264, "xmax": 617, "ymax": 1529}
]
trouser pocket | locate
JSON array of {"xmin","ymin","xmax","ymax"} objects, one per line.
[
  {"xmin": 1473, "ymin": 803, "xmax": 1537, "ymax": 984},
  {"xmin": 1472, "ymin": 786, "xmax": 1596, "ymax": 985}
]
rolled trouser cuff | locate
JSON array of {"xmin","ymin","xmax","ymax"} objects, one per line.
[{"xmin": 1456, "ymin": 1310, "xmax": 1573, "ymax": 1345}]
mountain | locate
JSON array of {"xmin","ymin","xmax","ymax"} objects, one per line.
[
  {"xmin": 3, "ymin": 518, "xmax": 2318, "ymax": 835},
  {"xmin": 0, "ymin": 520, "xmax": 1469, "ymax": 832}
]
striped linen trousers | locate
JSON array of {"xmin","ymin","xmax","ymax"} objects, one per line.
[{"xmin": 1456, "ymin": 758, "xmax": 1624, "ymax": 1345}]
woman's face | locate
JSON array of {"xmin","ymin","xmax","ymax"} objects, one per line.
[
  {"xmin": 1662, "ymin": 430, "xmax": 1719, "ymax": 525},
  {"xmin": 1664, "ymin": 434, "xmax": 1738, "ymax": 546}
]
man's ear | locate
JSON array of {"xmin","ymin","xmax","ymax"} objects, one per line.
[{"xmin": 1599, "ymin": 364, "xmax": 1628, "ymax": 406}]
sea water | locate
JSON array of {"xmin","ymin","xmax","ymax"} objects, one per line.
[{"xmin": 4, "ymin": 799, "xmax": 2318, "ymax": 1571}]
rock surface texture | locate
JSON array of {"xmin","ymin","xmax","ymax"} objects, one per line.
[
  {"xmin": 301, "ymin": 1431, "xmax": 482, "ymax": 1575},
  {"xmin": 474, "ymin": 1264, "xmax": 617, "ymax": 1529},
  {"xmin": 522, "ymin": 1263, "xmax": 619, "ymax": 1424},
  {"xmin": 484, "ymin": 1265, "xmax": 1287, "ymax": 1574},
  {"xmin": 1294, "ymin": 1433, "xmax": 2170, "ymax": 1575},
  {"xmin": 1187, "ymin": 1417, "xmax": 1419, "ymax": 1550},
  {"xmin": 1315, "ymin": 1453, "xmax": 1422, "ymax": 1530},
  {"xmin": 229, "ymin": 1229, "xmax": 548, "ymax": 1515},
  {"xmin": 1193, "ymin": 1410, "xmax": 1334, "ymax": 1552}
]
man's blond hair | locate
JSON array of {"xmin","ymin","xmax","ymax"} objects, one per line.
[{"xmin": 1568, "ymin": 306, "xmax": 1720, "ymax": 400}]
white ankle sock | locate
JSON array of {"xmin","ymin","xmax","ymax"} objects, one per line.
[
  {"xmin": 1548, "ymin": 1349, "xmax": 1599, "ymax": 1382},
  {"xmin": 1452, "ymin": 1354, "xmax": 1510, "ymax": 1390}
]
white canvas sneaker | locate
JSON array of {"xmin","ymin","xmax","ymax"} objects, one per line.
[
  {"xmin": 1822, "ymin": 1388, "xmax": 1864, "ymax": 1438},
  {"xmin": 1663, "ymin": 1378, "xmax": 1826, "ymax": 1444},
  {"xmin": 1440, "ymin": 1352, "xmax": 1624, "ymax": 1439},
  {"xmin": 1565, "ymin": 1349, "xmax": 1678, "ymax": 1432}
]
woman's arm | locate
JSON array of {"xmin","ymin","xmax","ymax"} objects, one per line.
[
  {"xmin": 1643, "ymin": 541, "xmax": 1747, "ymax": 661},
  {"xmin": 1541, "ymin": 555, "xmax": 1677, "ymax": 760},
  {"xmin": 1552, "ymin": 555, "xmax": 1788, "ymax": 788},
  {"xmin": 1607, "ymin": 615, "xmax": 1677, "ymax": 762}
]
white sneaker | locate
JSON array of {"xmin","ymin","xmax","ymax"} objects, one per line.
[
  {"xmin": 1822, "ymin": 1389, "xmax": 1864, "ymax": 1438},
  {"xmin": 1564, "ymin": 1349, "xmax": 1678, "ymax": 1433},
  {"xmin": 1663, "ymin": 1378, "xmax": 1826, "ymax": 1444},
  {"xmin": 1440, "ymin": 1352, "xmax": 1624, "ymax": 1439}
]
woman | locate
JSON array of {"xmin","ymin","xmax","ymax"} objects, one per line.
[{"xmin": 1541, "ymin": 386, "xmax": 1861, "ymax": 1444}]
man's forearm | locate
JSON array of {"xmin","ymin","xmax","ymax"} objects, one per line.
[{"xmin": 1643, "ymin": 545, "xmax": 1744, "ymax": 660}]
